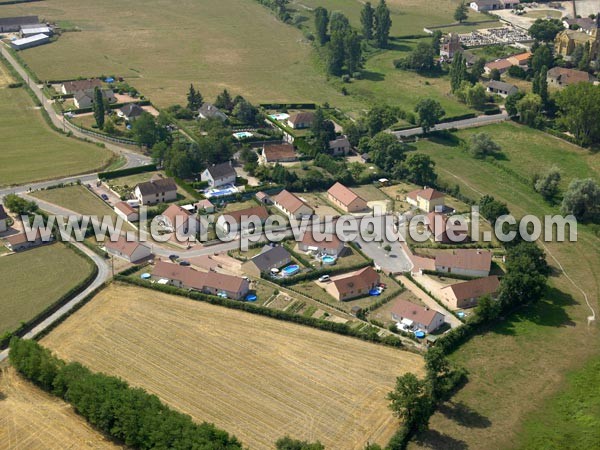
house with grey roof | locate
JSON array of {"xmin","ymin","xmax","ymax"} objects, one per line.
[
  {"xmin": 242, "ymin": 245, "xmax": 292, "ymax": 277},
  {"xmin": 198, "ymin": 103, "xmax": 228, "ymax": 121},
  {"xmin": 118, "ymin": 103, "xmax": 145, "ymax": 121},
  {"xmin": 486, "ymin": 80, "xmax": 518, "ymax": 97},
  {"xmin": 0, "ymin": 15, "xmax": 39, "ymax": 32},
  {"xmin": 201, "ymin": 162, "xmax": 236, "ymax": 188},
  {"xmin": 134, "ymin": 176, "xmax": 178, "ymax": 205}
]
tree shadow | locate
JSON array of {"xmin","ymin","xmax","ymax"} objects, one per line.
[
  {"xmin": 438, "ymin": 401, "xmax": 491, "ymax": 429},
  {"xmin": 387, "ymin": 40, "xmax": 414, "ymax": 52},
  {"xmin": 293, "ymin": 15, "xmax": 309, "ymax": 26},
  {"xmin": 494, "ymin": 286, "xmax": 577, "ymax": 335},
  {"xmin": 359, "ymin": 70, "xmax": 385, "ymax": 82},
  {"xmin": 428, "ymin": 131, "xmax": 462, "ymax": 147},
  {"xmin": 414, "ymin": 429, "xmax": 469, "ymax": 450}
]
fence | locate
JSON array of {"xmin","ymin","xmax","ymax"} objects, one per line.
[{"xmin": 64, "ymin": 119, "xmax": 139, "ymax": 146}]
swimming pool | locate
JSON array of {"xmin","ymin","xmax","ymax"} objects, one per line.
[
  {"xmin": 204, "ymin": 184, "xmax": 238, "ymax": 198},
  {"xmin": 269, "ymin": 113, "xmax": 290, "ymax": 121},
  {"xmin": 282, "ymin": 264, "xmax": 300, "ymax": 276},
  {"xmin": 322, "ymin": 255, "xmax": 336, "ymax": 265},
  {"xmin": 233, "ymin": 131, "xmax": 253, "ymax": 140}
]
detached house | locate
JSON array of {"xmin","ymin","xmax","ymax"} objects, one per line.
[
  {"xmin": 329, "ymin": 136, "xmax": 351, "ymax": 156},
  {"xmin": 272, "ymin": 190, "xmax": 314, "ymax": 221},
  {"xmin": 60, "ymin": 79, "xmax": 102, "ymax": 95},
  {"xmin": 434, "ymin": 249, "xmax": 492, "ymax": 277},
  {"xmin": 390, "ymin": 299, "xmax": 445, "ymax": 333},
  {"xmin": 0, "ymin": 205, "xmax": 8, "ymax": 233},
  {"xmin": 217, "ymin": 205, "xmax": 269, "ymax": 234},
  {"xmin": 134, "ymin": 176, "xmax": 178, "ymax": 205},
  {"xmin": 486, "ymin": 80, "xmax": 518, "ymax": 97},
  {"xmin": 201, "ymin": 162, "xmax": 236, "ymax": 188},
  {"xmin": 298, "ymin": 232, "xmax": 345, "ymax": 257},
  {"xmin": 287, "ymin": 111, "xmax": 315, "ymax": 129},
  {"xmin": 242, "ymin": 245, "xmax": 292, "ymax": 277},
  {"xmin": 103, "ymin": 235, "xmax": 152, "ymax": 262},
  {"xmin": 198, "ymin": 103, "xmax": 228, "ymax": 121},
  {"xmin": 326, "ymin": 266, "xmax": 380, "ymax": 301},
  {"xmin": 406, "ymin": 188, "xmax": 445, "ymax": 212},
  {"xmin": 4, "ymin": 228, "xmax": 53, "ymax": 252},
  {"xmin": 114, "ymin": 201, "xmax": 139, "ymax": 222},
  {"xmin": 74, "ymin": 88, "xmax": 116, "ymax": 109},
  {"xmin": 546, "ymin": 67, "xmax": 596, "ymax": 88},
  {"xmin": 439, "ymin": 275, "xmax": 500, "ymax": 309},
  {"xmin": 160, "ymin": 204, "xmax": 198, "ymax": 236},
  {"xmin": 118, "ymin": 103, "xmax": 145, "ymax": 121},
  {"xmin": 327, "ymin": 182, "xmax": 368, "ymax": 213},
  {"xmin": 260, "ymin": 143, "xmax": 297, "ymax": 165}
]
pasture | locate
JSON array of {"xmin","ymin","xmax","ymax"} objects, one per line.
[
  {"xmin": 0, "ymin": 367, "xmax": 120, "ymax": 450},
  {"xmin": 0, "ymin": 243, "xmax": 94, "ymax": 335},
  {"xmin": 32, "ymin": 185, "xmax": 116, "ymax": 217},
  {"xmin": 42, "ymin": 283, "xmax": 424, "ymax": 450},
  {"xmin": 0, "ymin": 71, "xmax": 112, "ymax": 186},
  {"xmin": 1, "ymin": 0, "xmax": 361, "ymax": 110},
  {"xmin": 405, "ymin": 125, "xmax": 600, "ymax": 450}
]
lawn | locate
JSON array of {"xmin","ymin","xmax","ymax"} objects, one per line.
[
  {"xmin": 42, "ymin": 283, "xmax": 424, "ymax": 449},
  {"xmin": 0, "ymin": 243, "xmax": 94, "ymax": 334},
  {"xmin": 1, "ymin": 0, "xmax": 361, "ymax": 110},
  {"xmin": 0, "ymin": 72, "xmax": 112, "ymax": 187},
  {"xmin": 32, "ymin": 185, "xmax": 118, "ymax": 217},
  {"xmin": 404, "ymin": 124, "xmax": 600, "ymax": 450}
]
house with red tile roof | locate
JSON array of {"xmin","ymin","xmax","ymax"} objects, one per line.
[
  {"xmin": 439, "ymin": 275, "xmax": 500, "ymax": 309},
  {"xmin": 272, "ymin": 190, "xmax": 314, "ymax": 221},
  {"xmin": 217, "ymin": 205, "xmax": 269, "ymax": 233},
  {"xmin": 114, "ymin": 201, "xmax": 139, "ymax": 222},
  {"xmin": 4, "ymin": 228, "xmax": 53, "ymax": 252},
  {"xmin": 326, "ymin": 266, "xmax": 380, "ymax": 301},
  {"xmin": 406, "ymin": 188, "xmax": 445, "ymax": 212},
  {"xmin": 104, "ymin": 234, "xmax": 152, "ymax": 262},
  {"xmin": 434, "ymin": 249, "xmax": 492, "ymax": 277},
  {"xmin": 261, "ymin": 143, "xmax": 297, "ymax": 165},
  {"xmin": 327, "ymin": 182, "xmax": 368, "ymax": 213},
  {"xmin": 390, "ymin": 299, "xmax": 445, "ymax": 333},
  {"xmin": 298, "ymin": 232, "xmax": 345, "ymax": 257}
]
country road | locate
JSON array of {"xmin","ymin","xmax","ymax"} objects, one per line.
[
  {"xmin": 0, "ymin": 45, "xmax": 151, "ymax": 170},
  {"xmin": 391, "ymin": 110, "xmax": 509, "ymax": 138}
]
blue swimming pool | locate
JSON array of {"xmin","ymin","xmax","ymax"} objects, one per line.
[
  {"xmin": 322, "ymin": 255, "xmax": 336, "ymax": 265},
  {"xmin": 282, "ymin": 264, "xmax": 300, "ymax": 276},
  {"xmin": 246, "ymin": 294, "xmax": 257, "ymax": 302},
  {"xmin": 204, "ymin": 185, "xmax": 238, "ymax": 198}
]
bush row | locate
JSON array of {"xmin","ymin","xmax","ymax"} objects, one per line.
[{"xmin": 98, "ymin": 164, "xmax": 157, "ymax": 180}]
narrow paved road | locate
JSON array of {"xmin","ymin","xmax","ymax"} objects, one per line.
[
  {"xmin": 0, "ymin": 242, "xmax": 110, "ymax": 362},
  {"xmin": 392, "ymin": 111, "xmax": 508, "ymax": 138},
  {"xmin": 0, "ymin": 45, "xmax": 151, "ymax": 170}
]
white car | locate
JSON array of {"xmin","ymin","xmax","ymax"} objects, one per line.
[{"xmin": 318, "ymin": 275, "xmax": 331, "ymax": 282}]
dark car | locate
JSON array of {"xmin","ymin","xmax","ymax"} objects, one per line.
[
  {"xmin": 179, "ymin": 260, "xmax": 191, "ymax": 266},
  {"xmin": 101, "ymin": 194, "xmax": 109, "ymax": 201},
  {"xmin": 169, "ymin": 254, "xmax": 179, "ymax": 261}
]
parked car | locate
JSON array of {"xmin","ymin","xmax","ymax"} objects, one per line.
[
  {"xmin": 169, "ymin": 254, "xmax": 179, "ymax": 261},
  {"xmin": 101, "ymin": 194, "xmax": 109, "ymax": 201},
  {"xmin": 318, "ymin": 275, "xmax": 331, "ymax": 282},
  {"xmin": 179, "ymin": 260, "xmax": 191, "ymax": 266}
]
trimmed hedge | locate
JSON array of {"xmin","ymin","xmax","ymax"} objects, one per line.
[
  {"xmin": 98, "ymin": 164, "xmax": 157, "ymax": 180},
  {"xmin": 438, "ymin": 113, "xmax": 477, "ymax": 124},
  {"xmin": 174, "ymin": 177, "xmax": 202, "ymax": 200},
  {"xmin": 259, "ymin": 103, "xmax": 317, "ymax": 110}
]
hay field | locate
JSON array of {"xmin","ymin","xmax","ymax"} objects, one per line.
[
  {"xmin": 0, "ymin": 367, "xmax": 120, "ymax": 450},
  {"xmin": 42, "ymin": 284, "xmax": 424, "ymax": 449},
  {"xmin": 1, "ymin": 0, "xmax": 360, "ymax": 109}
]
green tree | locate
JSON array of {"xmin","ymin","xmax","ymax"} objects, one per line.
[
  {"xmin": 467, "ymin": 132, "xmax": 501, "ymax": 159},
  {"xmin": 374, "ymin": 0, "xmax": 392, "ymax": 48},
  {"xmin": 516, "ymin": 93, "xmax": 543, "ymax": 128},
  {"xmin": 93, "ymin": 87, "xmax": 105, "ymax": 129},
  {"xmin": 500, "ymin": 243, "xmax": 549, "ymax": 307},
  {"xmin": 479, "ymin": 194, "xmax": 509, "ymax": 224},
  {"xmin": 366, "ymin": 104, "xmax": 397, "ymax": 136},
  {"xmin": 327, "ymin": 31, "xmax": 346, "ymax": 76},
  {"xmin": 560, "ymin": 178, "xmax": 600, "ymax": 222},
  {"xmin": 186, "ymin": 83, "xmax": 203, "ymax": 110},
  {"xmin": 556, "ymin": 83, "xmax": 600, "ymax": 146},
  {"xmin": 361, "ymin": 2, "xmax": 374, "ymax": 40},
  {"xmin": 457, "ymin": 82, "xmax": 487, "ymax": 109},
  {"xmin": 345, "ymin": 30, "xmax": 363, "ymax": 73},
  {"xmin": 214, "ymin": 89, "xmax": 233, "ymax": 112},
  {"xmin": 424, "ymin": 346, "xmax": 450, "ymax": 401},
  {"xmin": 531, "ymin": 44, "xmax": 554, "ymax": 73},
  {"xmin": 505, "ymin": 91, "xmax": 525, "ymax": 117},
  {"xmin": 414, "ymin": 98, "xmax": 445, "ymax": 134},
  {"xmin": 489, "ymin": 68, "xmax": 501, "ymax": 81},
  {"xmin": 275, "ymin": 436, "xmax": 325, "ymax": 450},
  {"xmin": 388, "ymin": 373, "xmax": 432, "ymax": 433},
  {"xmin": 533, "ymin": 166, "xmax": 561, "ymax": 201},
  {"xmin": 396, "ymin": 42, "xmax": 436, "ymax": 72},
  {"xmin": 3, "ymin": 194, "xmax": 39, "ymax": 216},
  {"xmin": 232, "ymin": 98, "xmax": 258, "ymax": 124},
  {"xmin": 151, "ymin": 141, "xmax": 168, "ymax": 166},
  {"xmin": 475, "ymin": 294, "xmax": 500, "ymax": 321},
  {"xmin": 330, "ymin": 11, "xmax": 350, "ymax": 34},
  {"xmin": 529, "ymin": 18, "xmax": 564, "ymax": 42},
  {"xmin": 314, "ymin": 7, "xmax": 329, "ymax": 45},
  {"xmin": 454, "ymin": 1, "xmax": 468, "ymax": 23},
  {"xmin": 404, "ymin": 153, "xmax": 437, "ymax": 186},
  {"xmin": 131, "ymin": 112, "xmax": 158, "ymax": 147},
  {"xmin": 450, "ymin": 52, "xmax": 469, "ymax": 92},
  {"xmin": 470, "ymin": 57, "xmax": 486, "ymax": 83},
  {"xmin": 365, "ymin": 132, "xmax": 406, "ymax": 171}
]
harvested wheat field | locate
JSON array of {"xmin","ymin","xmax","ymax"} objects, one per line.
[
  {"xmin": 0, "ymin": 367, "xmax": 120, "ymax": 450},
  {"xmin": 42, "ymin": 283, "xmax": 424, "ymax": 449}
]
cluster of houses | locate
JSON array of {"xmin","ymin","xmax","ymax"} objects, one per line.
[
  {"xmin": 1, "ymin": 15, "xmax": 54, "ymax": 50},
  {"xmin": 0, "ymin": 204, "xmax": 54, "ymax": 252}
]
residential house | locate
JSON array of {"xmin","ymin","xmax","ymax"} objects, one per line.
[
  {"xmin": 201, "ymin": 162, "xmax": 236, "ymax": 188},
  {"xmin": 242, "ymin": 245, "xmax": 292, "ymax": 277},
  {"xmin": 426, "ymin": 212, "xmax": 469, "ymax": 244},
  {"xmin": 486, "ymin": 80, "xmax": 518, "ymax": 97},
  {"xmin": 326, "ymin": 266, "xmax": 380, "ymax": 301},
  {"xmin": 118, "ymin": 103, "xmax": 145, "ymax": 121},
  {"xmin": 507, "ymin": 52, "xmax": 532, "ymax": 68},
  {"xmin": 114, "ymin": 201, "xmax": 139, "ymax": 222},
  {"xmin": 327, "ymin": 182, "xmax": 368, "ymax": 213},
  {"xmin": 0, "ymin": 16, "xmax": 39, "ymax": 33},
  {"xmin": 134, "ymin": 176, "xmax": 178, "ymax": 205},
  {"xmin": 152, "ymin": 260, "xmax": 249, "ymax": 299},
  {"xmin": 260, "ymin": 143, "xmax": 297, "ymax": 165},
  {"xmin": 217, "ymin": 205, "xmax": 269, "ymax": 234},
  {"xmin": 160, "ymin": 204, "xmax": 198, "ymax": 235},
  {"xmin": 73, "ymin": 88, "xmax": 116, "ymax": 109},
  {"xmin": 60, "ymin": 79, "xmax": 102, "ymax": 95},
  {"xmin": 434, "ymin": 249, "xmax": 492, "ymax": 277},
  {"xmin": 104, "ymin": 235, "xmax": 152, "ymax": 262},
  {"xmin": 329, "ymin": 136, "xmax": 351, "ymax": 156},
  {"xmin": 272, "ymin": 190, "xmax": 314, "ymax": 220},
  {"xmin": 439, "ymin": 275, "xmax": 500, "ymax": 309},
  {"xmin": 10, "ymin": 34, "xmax": 49, "ymax": 51},
  {"xmin": 195, "ymin": 199, "xmax": 215, "ymax": 213},
  {"xmin": 0, "ymin": 205, "xmax": 8, "ymax": 233},
  {"xmin": 298, "ymin": 232, "xmax": 345, "ymax": 257},
  {"xmin": 440, "ymin": 33, "xmax": 462, "ymax": 59},
  {"xmin": 484, "ymin": 58, "xmax": 514, "ymax": 75},
  {"xmin": 390, "ymin": 299, "xmax": 445, "ymax": 333},
  {"xmin": 406, "ymin": 187, "xmax": 445, "ymax": 212},
  {"xmin": 4, "ymin": 228, "xmax": 53, "ymax": 252},
  {"xmin": 287, "ymin": 111, "xmax": 315, "ymax": 129},
  {"xmin": 546, "ymin": 67, "xmax": 596, "ymax": 88},
  {"xmin": 469, "ymin": 0, "xmax": 519, "ymax": 12},
  {"xmin": 198, "ymin": 103, "xmax": 228, "ymax": 121},
  {"xmin": 255, "ymin": 191, "xmax": 272, "ymax": 204}
]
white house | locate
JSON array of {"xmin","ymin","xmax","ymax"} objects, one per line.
[
  {"xmin": 201, "ymin": 162, "xmax": 236, "ymax": 188},
  {"xmin": 216, "ymin": 205, "xmax": 269, "ymax": 234},
  {"xmin": 114, "ymin": 201, "xmax": 139, "ymax": 222},
  {"xmin": 0, "ymin": 205, "xmax": 8, "ymax": 233},
  {"xmin": 118, "ymin": 103, "xmax": 145, "ymax": 121},
  {"xmin": 73, "ymin": 88, "xmax": 116, "ymax": 109},
  {"xmin": 272, "ymin": 190, "xmax": 314, "ymax": 221},
  {"xmin": 391, "ymin": 299, "xmax": 445, "ymax": 333},
  {"xmin": 329, "ymin": 135, "xmax": 351, "ymax": 156},
  {"xmin": 104, "ymin": 235, "xmax": 152, "ymax": 262},
  {"xmin": 434, "ymin": 249, "xmax": 492, "ymax": 277}
]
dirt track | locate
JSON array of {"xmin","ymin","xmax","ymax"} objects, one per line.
[
  {"xmin": 0, "ymin": 367, "xmax": 119, "ymax": 449},
  {"xmin": 42, "ymin": 284, "xmax": 424, "ymax": 449}
]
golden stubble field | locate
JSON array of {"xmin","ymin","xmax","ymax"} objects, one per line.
[
  {"xmin": 41, "ymin": 283, "xmax": 424, "ymax": 449},
  {"xmin": 0, "ymin": 367, "xmax": 120, "ymax": 450}
]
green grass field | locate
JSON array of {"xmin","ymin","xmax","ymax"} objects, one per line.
[
  {"xmin": 406, "ymin": 124, "xmax": 600, "ymax": 450},
  {"xmin": 0, "ymin": 69, "xmax": 112, "ymax": 187},
  {"xmin": 32, "ymin": 185, "xmax": 118, "ymax": 217},
  {"xmin": 0, "ymin": 243, "xmax": 94, "ymax": 334}
]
